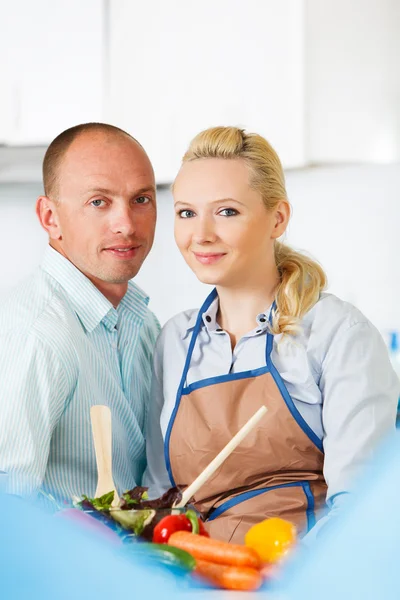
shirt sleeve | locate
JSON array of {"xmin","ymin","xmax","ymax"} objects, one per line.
[
  {"xmin": 0, "ymin": 331, "xmax": 70, "ymax": 497},
  {"xmin": 142, "ymin": 333, "xmax": 172, "ymax": 497},
  {"xmin": 303, "ymin": 320, "xmax": 399, "ymax": 543},
  {"xmin": 321, "ymin": 320, "xmax": 398, "ymax": 499}
]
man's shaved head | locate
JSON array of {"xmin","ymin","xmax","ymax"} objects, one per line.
[
  {"xmin": 42, "ymin": 122, "xmax": 141, "ymax": 198},
  {"xmin": 36, "ymin": 122, "xmax": 156, "ymax": 306}
]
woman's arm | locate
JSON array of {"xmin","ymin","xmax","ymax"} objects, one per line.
[{"xmin": 304, "ymin": 319, "xmax": 399, "ymax": 542}]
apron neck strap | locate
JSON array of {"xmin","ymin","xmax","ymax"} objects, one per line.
[
  {"xmin": 178, "ymin": 288, "xmax": 218, "ymax": 394},
  {"xmin": 265, "ymin": 300, "xmax": 277, "ymax": 367},
  {"xmin": 181, "ymin": 290, "xmax": 277, "ymax": 381}
]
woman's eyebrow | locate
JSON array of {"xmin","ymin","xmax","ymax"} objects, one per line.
[{"xmin": 174, "ymin": 197, "xmax": 245, "ymax": 207}]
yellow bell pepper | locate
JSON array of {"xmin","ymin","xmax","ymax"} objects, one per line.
[{"xmin": 245, "ymin": 517, "xmax": 297, "ymax": 563}]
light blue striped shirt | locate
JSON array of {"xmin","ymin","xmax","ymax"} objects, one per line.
[{"xmin": 0, "ymin": 246, "xmax": 160, "ymax": 504}]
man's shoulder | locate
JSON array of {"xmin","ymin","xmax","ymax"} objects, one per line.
[
  {"xmin": 139, "ymin": 307, "xmax": 161, "ymax": 348},
  {"xmin": 0, "ymin": 268, "xmax": 80, "ymax": 346}
]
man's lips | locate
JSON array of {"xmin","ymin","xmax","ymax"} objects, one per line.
[
  {"xmin": 193, "ymin": 252, "xmax": 226, "ymax": 265},
  {"xmin": 103, "ymin": 245, "xmax": 141, "ymax": 259}
]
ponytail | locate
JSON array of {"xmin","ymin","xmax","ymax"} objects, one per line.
[{"xmin": 271, "ymin": 242, "xmax": 327, "ymax": 335}]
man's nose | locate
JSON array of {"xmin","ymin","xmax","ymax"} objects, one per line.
[{"xmin": 109, "ymin": 206, "xmax": 136, "ymax": 236}]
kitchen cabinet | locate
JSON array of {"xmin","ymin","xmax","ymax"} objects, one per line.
[
  {"xmin": 305, "ymin": 0, "xmax": 400, "ymax": 163},
  {"xmin": 0, "ymin": 0, "xmax": 104, "ymax": 145},
  {"xmin": 107, "ymin": 0, "xmax": 306, "ymax": 182}
]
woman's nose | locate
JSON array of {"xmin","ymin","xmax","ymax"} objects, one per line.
[{"xmin": 192, "ymin": 218, "xmax": 217, "ymax": 244}]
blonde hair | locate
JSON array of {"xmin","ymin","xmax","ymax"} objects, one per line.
[{"xmin": 180, "ymin": 126, "xmax": 327, "ymax": 336}]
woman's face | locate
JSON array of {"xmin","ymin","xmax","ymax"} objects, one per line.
[{"xmin": 173, "ymin": 158, "xmax": 289, "ymax": 288}]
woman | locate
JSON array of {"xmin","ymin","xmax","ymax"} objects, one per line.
[{"xmin": 144, "ymin": 126, "xmax": 398, "ymax": 543}]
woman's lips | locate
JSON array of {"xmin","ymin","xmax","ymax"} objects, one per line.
[{"xmin": 193, "ymin": 252, "xmax": 226, "ymax": 265}]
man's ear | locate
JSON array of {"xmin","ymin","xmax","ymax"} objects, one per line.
[{"xmin": 36, "ymin": 196, "xmax": 62, "ymax": 240}]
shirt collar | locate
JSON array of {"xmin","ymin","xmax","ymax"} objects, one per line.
[
  {"xmin": 41, "ymin": 246, "xmax": 149, "ymax": 333},
  {"xmin": 181, "ymin": 294, "xmax": 273, "ymax": 339},
  {"xmin": 119, "ymin": 280, "xmax": 150, "ymax": 324}
]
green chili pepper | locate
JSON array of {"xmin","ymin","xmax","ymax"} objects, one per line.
[
  {"xmin": 127, "ymin": 542, "xmax": 196, "ymax": 571},
  {"xmin": 185, "ymin": 509, "xmax": 200, "ymax": 535}
]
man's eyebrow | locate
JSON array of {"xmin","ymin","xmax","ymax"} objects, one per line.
[{"xmin": 85, "ymin": 185, "xmax": 156, "ymax": 196}]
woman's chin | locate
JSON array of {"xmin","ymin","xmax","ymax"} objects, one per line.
[{"xmin": 194, "ymin": 271, "xmax": 227, "ymax": 287}]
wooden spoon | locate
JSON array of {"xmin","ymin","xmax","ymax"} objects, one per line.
[
  {"xmin": 174, "ymin": 405, "xmax": 268, "ymax": 508},
  {"xmin": 90, "ymin": 405, "xmax": 120, "ymax": 508}
]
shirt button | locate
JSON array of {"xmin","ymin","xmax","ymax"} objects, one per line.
[
  {"xmin": 256, "ymin": 329, "xmax": 262, "ymax": 334},
  {"xmin": 216, "ymin": 328, "xmax": 223, "ymax": 332},
  {"xmin": 205, "ymin": 315, "xmax": 212, "ymax": 323},
  {"xmin": 259, "ymin": 316, "xmax": 266, "ymax": 323}
]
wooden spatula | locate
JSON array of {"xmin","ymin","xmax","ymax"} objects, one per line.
[
  {"xmin": 174, "ymin": 405, "xmax": 268, "ymax": 508},
  {"xmin": 90, "ymin": 405, "xmax": 120, "ymax": 508}
]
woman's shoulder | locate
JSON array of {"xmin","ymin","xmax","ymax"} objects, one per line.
[
  {"xmin": 309, "ymin": 293, "xmax": 370, "ymax": 331},
  {"xmin": 301, "ymin": 292, "xmax": 379, "ymax": 361},
  {"xmin": 156, "ymin": 308, "xmax": 200, "ymax": 347}
]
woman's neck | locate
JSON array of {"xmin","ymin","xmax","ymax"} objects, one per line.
[{"xmin": 216, "ymin": 269, "xmax": 280, "ymax": 348}]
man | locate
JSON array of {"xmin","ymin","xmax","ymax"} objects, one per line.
[{"xmin": 0, "ymin": 123, "xmax": 160, "ymax": 504}]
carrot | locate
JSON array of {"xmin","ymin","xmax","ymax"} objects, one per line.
[
  {"xmin": 168, "ymin": 531, "xmax": 261, "ymax": 569},
  {"xmin": 195, "ymin": 559, "xmax": 262, "ymax": 591}
]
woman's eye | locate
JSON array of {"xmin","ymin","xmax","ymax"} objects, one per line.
[
  {"xmin": 91, "ymin": 199, "xmax": 105, "ymax": 207},
  {"xmin": 179, "ymin": 210, "xmax": 196, "ymax": 218},
  {"xmin": 219, "ymin": 208, "xmax": 238, "ymax": 217},
  {"xmin": 135, "ymin": 196, "xmax": 150, "ymax": 204}
]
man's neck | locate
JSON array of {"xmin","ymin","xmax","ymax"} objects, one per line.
[
  {"xmin": 88, "ymin": 278, "xmax": 128, "ymax": 308},
  {"xmin": 48, "ymin": 242, "xmax": 128, "ymax": 308}
]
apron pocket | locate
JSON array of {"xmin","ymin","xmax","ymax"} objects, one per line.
[{"xmin": 205, "ymin": 481, "xmax": 315, "ymax": 544}]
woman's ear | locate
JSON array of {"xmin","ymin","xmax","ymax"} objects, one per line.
[
  {"xmin": 36, "ymin": 196, "xmax": 62, "ymax": 240},
  {"xmin": 271, "ymin": 200, "xmax": 290, "ymax": 239}
]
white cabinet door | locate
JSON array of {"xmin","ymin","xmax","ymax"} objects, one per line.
[
  {"xmin": 306, "ymin": 0, "xmax": 400, "ymax": 163},
  {"xmin": 107, "ymin": 0, "xmax": 306, "ymax": 182},
  {"xmin": 0, "ymin": 0, "xmax": 104, "ymax": 145}
]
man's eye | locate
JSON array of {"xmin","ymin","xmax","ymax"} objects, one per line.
[
  {"xmin": 219, "ymin": 208, "xmax": 238, "ymax": 217},
  {"xmin": 91, "ymin": 199, "xmax": 105, "ymax": 207},
  {"xmin": 135, "ymin": 196, "xmax": 150, "ymax": 204},
  {"xmin": 179, "ymin": 210, "xmax": 195, "ymax": 218}
]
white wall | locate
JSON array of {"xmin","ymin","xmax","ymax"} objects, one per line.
[{"xmin": 2, "ymin": 164, "xmax": 399, "ymax": 341}]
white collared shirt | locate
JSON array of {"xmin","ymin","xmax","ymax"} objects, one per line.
[{"xmin": 144, "ymin": 292, "xmax": 399, "ymax": 530}]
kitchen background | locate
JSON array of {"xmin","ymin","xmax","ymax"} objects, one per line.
[{"xmin": 1, "ymin": 0, "xmax": 400, "ymax": 356}]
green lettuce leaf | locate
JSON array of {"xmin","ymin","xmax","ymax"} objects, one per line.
[
  {"xmin": 82, "ymin": 491, "xmax": 114, "ymax": 511},
  {"xmin": 110, "ymin": 508, "xmax": 155, "ymax": 535}
]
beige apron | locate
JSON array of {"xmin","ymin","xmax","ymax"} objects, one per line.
[{"xmin": 164, "ymin": 289, "xmax": 327, "ymax": 543}]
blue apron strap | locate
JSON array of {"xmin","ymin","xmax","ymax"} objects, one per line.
[
  {"xmin": 264, "ymin": 300, "xmax": 324, "ymax": 452},
  {"xmin": 265, "ymin": 300, "xmax": 276, "ymax": 367},
  {"xmin": 165, "ymin": 287, "xmax": 218, "ymax": 485},
  {"xmin": 177, "ymin": 287, "xmax": 218, "ymax": 394}
]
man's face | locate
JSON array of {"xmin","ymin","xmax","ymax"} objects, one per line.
[{"xmin": 44, "ymin": 132, "xmax": 156, "ymax": 299}]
